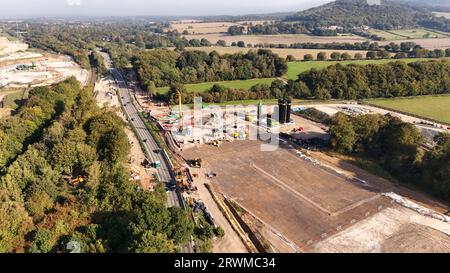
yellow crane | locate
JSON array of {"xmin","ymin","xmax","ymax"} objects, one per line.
[{"xmin": 178, "ymin": 91, "xmax": 184, "ymax": 132}]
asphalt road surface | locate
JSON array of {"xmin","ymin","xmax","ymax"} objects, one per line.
[{"xmin": 110, "ymin": 68, "xmax": 182, "ymax": 208}]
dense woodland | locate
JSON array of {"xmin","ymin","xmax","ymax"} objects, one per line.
[
  {"xmin": 0, "ymin": 78, "xmax": 194, "ymax": 253},
  {"xmin": 329, "ymin": 113, "xmax": 450, "ymax": 202},
  {"xmin": 160, "ymin": 60, "xmax": 450, "ymax": 104},
  {"xmin": 297, "ymin": 60, "xmax": 450, "ymax": 100},
  {"xmin": 134, "ymin": 49, "xmax": 288, "ymax": 90}
]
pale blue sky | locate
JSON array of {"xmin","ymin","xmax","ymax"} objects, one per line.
[{"xmin": 1, "ymin": 0, "xmax": 331, "ymax": 17}]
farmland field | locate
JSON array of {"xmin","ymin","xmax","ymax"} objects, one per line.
[
  {"xmin": 433, "ymin": 12, "xmax": 450, "ymax": 19},
  {"xmin": 185, "ymin": 46, "xmax": 368, "ymax": 62},
  {"xmin": 388, "ymin": 29, "xmax": 450, "ymax": 39},
  {"xmin": 168, "ymin": 20, "xmax": 271, "ymax": 34},
  {"xmin": 184, "ymin": 33, "xmax": 367, "ymax": 46},
  {"xmin": 367, "ymin": 29, "xmax": 403, "ymax": 40},
  {"xmin": 287, "ymin": 58, "xmax": 429, "ymax": 80},
  {"xmin": 367, "ymin": 95, "xmax": 450, "ymax": 124},
  {"xmin": 368, "ymin": 28, "xmax": 450, "ymax": 40}
]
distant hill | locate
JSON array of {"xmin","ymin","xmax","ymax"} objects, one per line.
[
  {"xmin": 285, "ymin": 0, "xmax": 433, "ymax": 30},
  {"xmin": 391, "ymin": 0, "xmax": 450, "ymax": 12}
]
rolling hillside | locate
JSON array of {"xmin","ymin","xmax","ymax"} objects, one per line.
[{"xmin": 285, "ymin": 0, "xmax": 435, "ymax": 31}]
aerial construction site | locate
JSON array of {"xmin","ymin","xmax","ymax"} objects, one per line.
[
  {"xmin": 131, "ymin": 90, "xmax": 450, "ymax": 253},
  {"xmin": 2, "ymin": 0, "xmax": 450, "ymax": 259}
]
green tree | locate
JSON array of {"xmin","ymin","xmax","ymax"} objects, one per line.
[
  {"xmin": 167, "ymin": 207, "xmax": 194, "ymax": 244},
  {"xmin": 216, "ymin": 40, "xmax": 227, "ymax": 47},
  {"xmin": 330, "ymin": 52, "xmax": 341, "ymax": 60},
  {"xmin": 303, "ymin": 54, "xmax": 314, "ymax": 61},
  {"xmin": 147, "ymin": 81, "xmax": 156, "ymax": 98},
  {"xmin": 354, "ymin": 53, "xmax": 363, "ymax": 60},
  {"xmin": 329, "ymin": 113, "xmax": 357, "ymax": 153},
  {"xmin": 341, "ymin": 53, "xmax": 352, "ymax": 60},
  {"xmin": 317, "ymin": 52, "xmax": 327, "ymax": 61},
  {"xmin": 131, "ymin": 231, "xmax": 176, "ymax": 253},
  {"xmin": 237, "ymin": 41, "xmax": 246, "ymax": 48},
  {"xmin": 0, "ymin": 189, "xmax": 33, "ymax": 252},
  {"xmin": 28, "ymin": 228, "xmax": 54, "ymax": 253}
]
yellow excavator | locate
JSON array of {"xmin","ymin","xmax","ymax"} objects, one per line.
[
  {"xmin": 192, "ymin": 158, "xmax": 202, "ymax": 168},
  {"xmin": 70, "ymin": 176, "xmax": 85, "ymax": 187}
]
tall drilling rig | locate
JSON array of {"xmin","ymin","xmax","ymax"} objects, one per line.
[{"xmin": 177, "ymin": 91, "xmax": 184, "ymax": 132}]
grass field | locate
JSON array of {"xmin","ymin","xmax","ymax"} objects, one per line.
[
  {"xmin": 0, "ymin": 88, "xmax": 28, "ymax": 109},
  {"xmin": 368, "ymin": 28, "xmax": 450, "ymax": 40},
  {"xmin": 287, "ymin": 58, "xmax": 429, "ymax": 80},
  {"xmin": 367, "ymin": 95, "xmax": 450, "ymax": 124},
  {"xmin": 367, "ymin": 29, "xmax": 403, "ymax": 40},
  {"xmin": 388, "ymin": 29, "xmax": 450, "ymax": 39},
  {"xmin": 156, "ymin": 78, "xmax": 275, "ymax": 94}
]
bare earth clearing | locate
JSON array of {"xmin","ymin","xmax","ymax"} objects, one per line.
[
  {"xmin": 182, "ymin": 140, "xmax": 393, "ymax": 252},
  {"xmin": 314, "ymin": 206, "xmax": 450, "ymax": 253},
  {"xmin": 0, "ymin": 36, "xmax": 89, "ymax": 88},
  {"xmin": 182, "ymin": 138, "xmax": 450, "ymax": 253}
]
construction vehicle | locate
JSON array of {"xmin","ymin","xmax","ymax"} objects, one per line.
[
  {"xmin": 69, "ymin": 176, "xmax": 85, "ymax": 187},
  {"xmin": 192, "ymin": 158, "xmax": 202, "ymax": 168},
  {"xmin": 142, "ymin": 158, "xmax": 160, "ymax": 169},
  {"xmin": 192, "ymin": 200, "xmax": 217, "ymax": 227},
  {"xmin": 211, "ymin": 139, "xmax": 221, "ymax": 147},
  {"xmin": 245, "ymin": 114, "xmax": 255, "ymax": 122},
  {"xmin": 153, "ymin": 160, "xmax": 161, "ymax": 169}
]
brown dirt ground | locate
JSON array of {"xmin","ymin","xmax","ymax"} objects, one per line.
[
  {"xmin": 181, "ymin": 140, "xmax": 393, "ymax": 251},
  {"xmin": 313, "ymin": 206, "xmax": 450, "ymax": 253},
  {"xmin": 184, "ymin": 33, "xmax": 367, "ymax": 46},
  {"xmin": 311, "ymin": 151, "xmax": 450, "ymax": 215}
]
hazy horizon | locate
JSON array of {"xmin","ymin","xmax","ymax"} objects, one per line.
[{"xmin": 0, "ymin": 0, "xmax": 332, "ymax": 17}]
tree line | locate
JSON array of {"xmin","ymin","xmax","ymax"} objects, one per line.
[
  {"xmin": 134, "ymin": 49, "xmax": 288, "ymax": 91},
  {"xmin": 158, "ymin": 60, "xmax": 450, "ymax": 104},
  {"xmin": 297, "ymin": 60, "xmax": 450, "ymax": 100},
  {"xmin": 329, "ymin": 113, "xmax": 450, "ymax": 202},
  {"xmin": 0, "ymin": 78, "xmax": 194, "ymax": 253}
]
